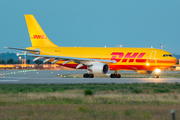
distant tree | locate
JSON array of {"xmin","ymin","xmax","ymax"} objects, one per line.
[
  {"xmin": 7, "ymin": 58, "xmax": 14, "ymax": 64},
  {"xmin": 18, "ymin": 60, "xmax": 21, "ymax": 64},
  {"xmin": 0, "ymin": 60, "xmax": 5, "ymax": 64},
  {"xmin": 35, "ymin": 60, "xmax": 43, "ymax": 66},
  {"xmin": 39, "ymin": 60, "xmax": 43, "ymax": 64},
  {"xmin": 177, "ymin": 60, "xmax": 179, "ymax": 65},
  {"xmin": 26, "ymin": 59, "xmax": 30, "ymax": 64}
]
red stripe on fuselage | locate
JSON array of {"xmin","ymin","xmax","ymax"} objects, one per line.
[
  {"xmin": 136, "ymin": 59, "xmax": 147, "ymax": 63},
  {"xmin": 148, "ymin": 59, "xmax": 155, "ymax": 63},
  {"xmin": 129, "ymin": 59, "xmax": 134, "ymax": 62}
]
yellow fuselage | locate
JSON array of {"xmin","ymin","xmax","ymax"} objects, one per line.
[{"xmin": 27, "ymin": 46, "xmax": 177, "ymax": 71}]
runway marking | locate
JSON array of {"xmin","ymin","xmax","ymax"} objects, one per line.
[{"xmin": 0, "ymin": 80, "xmax": 19, "ymax": 82}]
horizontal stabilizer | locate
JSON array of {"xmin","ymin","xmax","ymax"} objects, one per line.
[{"xmin": 4, "ymin": 47, "xmax": 39, "ymax": 52}]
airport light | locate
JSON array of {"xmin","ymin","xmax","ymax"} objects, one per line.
[
  {"xmin": 24, "ymin": 51, "xmax": 26, "ymax": 64},
  {"xmin": 21, "ymin": 51, "xmax": 26, "ymax": 64},
  {"xmin": 155, "ymin": 69, "xmax": 161, "ymax": 74},
  {"xmin": 19, "ymin": 57, "xmax": 21, "ymax": 64}
]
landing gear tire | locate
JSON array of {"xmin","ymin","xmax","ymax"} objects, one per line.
[
  {"xmin": 154, "ymin": 74, "xmax": 159, "ymax": 78},
  {"xmin": 83, "ymin": 73, "xmax": 89, "ymax": 78},
  {"xmin": 83, "ymin": 73, "xmax": 94, "ymax": 78},
  {"xmin": 90, "ymin": 74, "xmax": 94, "ymax": 78},
  {"xmin": 110, "ymin": 74, "xmax": 121, "ymax": 78},
  {"xmin": 110, "ymin": 74, "xmax": 114, "ymax": 78},
  {"xmin": 117, "ymin": 74, "xmax": 121, "ymax": 78}
]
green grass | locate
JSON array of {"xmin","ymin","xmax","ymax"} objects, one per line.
[
  {"xmin": 1, "ymin": 104, "xmax": 179, "ymax": 120},
  {"xmin": 84, "ymin": 89, "xmax": 93, "ymax": 95},
  {"xmin": 0, "ymin": 83, "xmax": 180, "ymax": 119},
  {"xmin": 0, "ymin": 83, "xmax": 180, "ymax": 94}
]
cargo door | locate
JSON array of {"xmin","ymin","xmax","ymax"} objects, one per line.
[{"xmin": 150, "ymin": 51, "xmax": 157, "ymax": 63}]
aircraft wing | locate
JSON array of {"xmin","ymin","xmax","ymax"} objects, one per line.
[
  {"xmin": 5, "ymin": 47, "xmax": 116, "ymax": 68},
  {"xmin": 28, "ymin": 54, "xmax": 116, "ymax": 63}
]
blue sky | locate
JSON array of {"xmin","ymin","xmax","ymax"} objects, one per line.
[{"xmin": 0, "ymin": 0, "xmax": 180, "ymax": 54}]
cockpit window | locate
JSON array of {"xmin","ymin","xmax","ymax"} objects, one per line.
[{"xmin": 163, "ymin": 54, "xmax": 173, "ymax": 57}]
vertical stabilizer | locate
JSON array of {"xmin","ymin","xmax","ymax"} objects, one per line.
[{"xmin": 25, "ymin": 15, "xmax": 58, "ymax": 47}]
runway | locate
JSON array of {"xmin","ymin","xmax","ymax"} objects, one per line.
[
  {"xmin": 0, "ymin": 70, "xmax": 180, "ymax": 84},
  {"xmin": 1, "ymin": 77, "xmax": 180, "ymax": 84}
]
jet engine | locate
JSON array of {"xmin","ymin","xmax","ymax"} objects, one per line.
[
  {"xmin": 136, "ymin": 70, "xmax": 153, "ymax": 74},
  {"xmin": 88, "ymin": 63, "xmax": 109, "ymax": 74}
]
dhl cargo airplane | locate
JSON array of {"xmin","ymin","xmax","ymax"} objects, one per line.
[{"xmin": 5, "ymin": 15, "xmax": 177, "ymax": 78}]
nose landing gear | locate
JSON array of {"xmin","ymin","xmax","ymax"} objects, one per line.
[
  {"xmin": 154, "ymin": 74, "xmax": 159, "ymax": 78},
  {"xmin": 154, "ymin": 69, "xmax": 161, "ymax": 78}
]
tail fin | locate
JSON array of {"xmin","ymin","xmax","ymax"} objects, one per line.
[{"xmin": 24, "ymin": 15, "xmax": 58, "ymax": 47}]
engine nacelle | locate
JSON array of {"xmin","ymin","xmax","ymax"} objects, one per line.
[
  {"xmin": 136, "ymin": 70, "xmax": 153, "ymax": 75},
  {"xmin": 88, "ymin": 63, "xmax": 109, "ymax": 74}
]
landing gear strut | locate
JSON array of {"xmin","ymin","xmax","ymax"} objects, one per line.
[
  {"xmin": 110, "ymin": 70, "xmax": 121, "ymax": 78},
  {"xmin": 154, "ymin": 74, "xmax": 159, "ymax": 78},
  {"xmin": 83, "ymin": 73, "xmax": 94, "ymax": 78},
  {"xmin": 154, "ymin": 69, "xmax": 161, "ymax": 78}
]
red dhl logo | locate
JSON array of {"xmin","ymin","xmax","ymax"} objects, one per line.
[
  {"xmin": 111, "ymin": 52, "xmax": 147, "ymax": 63},
  {"xmin": 31, "ymin": 35, "xmax": 47, "ymax": 39}
]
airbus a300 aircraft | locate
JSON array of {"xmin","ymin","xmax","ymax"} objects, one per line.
[{"xmin": 5, "ymin": 15, "xmax": 177, "ymax": 78}]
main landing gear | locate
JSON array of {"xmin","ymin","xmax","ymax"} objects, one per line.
[
  {"xmin": 83, "ymin": 73, "xmax": 94, "ymax": 78},
  {"xmin": 110, "ymin": 73, "xmax": 121, "ymax": 78},
  {"xmin": 154, "ymin": 74, "xmax": 159, "ymax": 78},
  {"xmin": 110, "ymin": 70, "xmax": 121, "ymax": 78},
  {"xmin": 83, "ymin": 70, "xmax": 121, "ymax": 78}
]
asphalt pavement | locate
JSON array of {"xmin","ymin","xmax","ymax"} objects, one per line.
[{"xmin": 0, "ymin": 70, "xmax": 180, "ymax": 84}]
